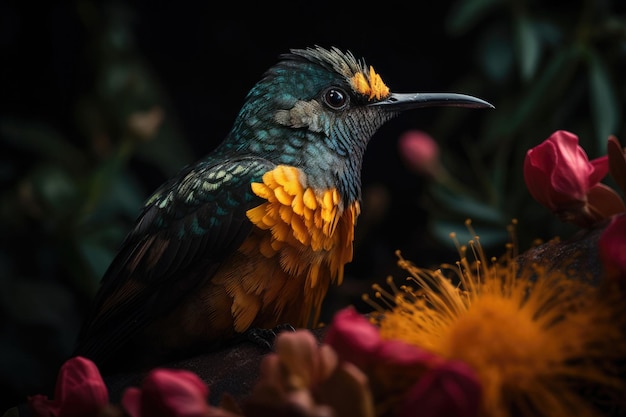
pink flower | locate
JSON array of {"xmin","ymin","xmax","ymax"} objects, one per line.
[
  {"xmin": 608, "ymin": 135, "xmax": 626, "ymax": 199},
  {"xmin": 524, "ymin": 130, "xmax": 625, "ymax": 227},
  {"xmin": 398, "ymin": 361, "xmax": 481, "ymax": 417},
  {"xmin": 122, "ymin": 369, "xmax": 211, "ymax": 417},
  {"xmin": 324, "ymin": 307, "xmax": 481, "ymax": 417},
  {"xmin": 324, "ymin": 306, "xmax": 438, "ymax": 369},
  {"xmin": 398, "ymin": 130, "xmax": 441, "ymax": 176},
  {"xmin": 323, "ymin": 306, "xmax": 388, "ymax": 368},
  {"xmin": 28, "ymin": 356, "xmax": 109, "ymax": 417},
  {"xmin": 598, "ymin": 213, "xmax": 626, "ymax": 284}
]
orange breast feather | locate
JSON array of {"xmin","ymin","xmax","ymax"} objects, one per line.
[{"xmin": 217, "ymin": 165, "xmax": 360, "ymax": 332}]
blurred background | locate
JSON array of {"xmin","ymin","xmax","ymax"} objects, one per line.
[{"xmin": 1, "ymin": 0, "xmax": 625, "ymax": 411}]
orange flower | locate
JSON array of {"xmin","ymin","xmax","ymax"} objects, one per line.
[{"xmin": 366, "ymin": 221, "xmax": 626, "ymax": 417}]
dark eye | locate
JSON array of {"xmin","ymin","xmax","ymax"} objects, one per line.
[{"xmin": 323, "ymin": 88, "xmax": 349, "ymax": 110}]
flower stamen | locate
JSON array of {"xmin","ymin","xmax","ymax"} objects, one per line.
[{"xmin": 366, "ymin": 220, "xmax": 626, "ymax": 417}]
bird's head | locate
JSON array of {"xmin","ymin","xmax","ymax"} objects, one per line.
[{"xmin": 225, "ymin": 46, "xmax": 492, "ymax": 200}]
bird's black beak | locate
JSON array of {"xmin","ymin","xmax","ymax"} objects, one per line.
[{"xmin": 369, "ymin": 92, "xmax": 494, "ymax": 111}]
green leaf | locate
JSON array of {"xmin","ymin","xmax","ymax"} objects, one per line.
[
  {"xmin": 430, "ymin": 219, "xmax": 509, "ymax": 250},
  {"xmin": 587, "ymin": 50, "xmax": 619, "ymax": 154},
  {"xmin": 29, "ymin": 165, "xmax": 79, "ymax": 214},
  {"xmin": 446, "ymin": 0, "xmax": 502, "ymax": 35},
  {"xmin": 106, "ymin": 171, "xmax": 146, "ymax": 217},
  {"xmin": 478, "ymin": 26, "xmax": 514, "ymax": 82},
  {"xmin": 515, "ymin": 15, "xmax": 542, "ymax": 81},
  {"xmin": 497, "ymin": 46, "xmax": 581, "ymax": 140},
  {"xmin": 429, "ymin": 184, "xmax": 508, "ymax": 224},
  {"xmin": 0, "ymin": 118, "xmax": 86, "ymax": 170}
]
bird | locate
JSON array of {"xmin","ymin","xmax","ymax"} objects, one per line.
[{"xmin": 73, "ymin": 45, "xmax": 493, "ymax": 374}]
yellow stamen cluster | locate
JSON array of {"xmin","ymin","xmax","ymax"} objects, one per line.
[{"xmin": 365, "ymin": 220, "xmax": 626, "ymax": 417}]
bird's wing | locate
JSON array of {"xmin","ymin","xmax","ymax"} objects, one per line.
[{"xmin": 74, "ymin": 156, "xmax": 275, "ymax": 360}]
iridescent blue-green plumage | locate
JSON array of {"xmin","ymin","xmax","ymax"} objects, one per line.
[
  {"xmin": 73, "ymin": 46, "xmax": 492, "ymax": 373},
  {"xmin": 217, "ymin": 47, "xmax": 396, "ymax": 203}
]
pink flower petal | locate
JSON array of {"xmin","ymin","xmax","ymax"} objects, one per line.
[
  {"xmin": 398, "ymin": 130, "xmax": 440, "ymax": 175},
  {"xmin": 589, "ymin": 155, "xmax": 610, "ymax": 185},
  {"xmin": 323, "ymin": 307, "xmax": 382, "ymax": 368},
  {"xmin": 399, "ymin": 360, "xmax": 481, "ymax": 417},
  {"xmin": 325, "ymin": 307, "xmax": 440, "ymax": 370},
  {"xmin": 29, "ymin": 356, "xmax": 109, "ymax": 417},
  {"xmin": 376, "ymin": 339, "xmax": 438, "ymax": 367},
  {"xmin": 550, "ymin": 131, "xmax": 595, "ymax": 191},
  {"xmin": 28, "ymin": 394, "xmax": 60, "ymax": 417},
  {"xmin": 598, "ymin": 213, "xmax": 626, "ymax": 282},
  {"xmin": 122, "ymin": 369, "xmax": 210, "ymax": 417},
  {"xmin": 121, "ymin": 387, "xmax": 142, "ymax": 417},
  {"xmin": 57, "ymin": 357, "xmax": 109, "ymax": 417},
  {"xmin": 524, "ymin": 130, "xmax": 612, "ymax": 225}
]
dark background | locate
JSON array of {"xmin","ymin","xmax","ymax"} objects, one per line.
[{"xmin": 2, "ymin": 0, "xmax": 625, "ymax": 411}]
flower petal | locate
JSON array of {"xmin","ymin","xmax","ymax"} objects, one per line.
[
  {"xmin": 128, "ymin": 368, "xmax": 210, "ymax": 417},
  {"xmin": 398, "ymin": 130, "xmax": 440, "ymax": 176},
  {"xmin": 546, "ymin": 131, "xmax": 594, "ymax": 197},
  {"xmin": 598, "ymin": 213, "xmax": 626, "ymax": 282},
  {"xmin": 28, "ymin": 394, "xmax": 60, "ymax": 417},
  {"xmin": 607, "ymin": 135, "xmax": 626, "ymax": 196},
  {"xmin": 398, "ymin": 360, "xmax": 481, "ymax": 417},
  {"xmin": 318, "ymin": 361, "xmax": 375, "ymax": 417},
  {"xmin": 58, "ymin": 357, "xmax": 109, "ymax": 416},
  {"xmin": 28, "ymin": 357, "xmax": 109, "ymax": 417},
  {"xmin": 589, "ymin": 155, "xmax": 609, "ymax": 185},
  {"xmin": 523, "ymin": 130, "xmax": 612, "ymax": 226},
  {"xmin": 121, "ymin": 387, "xmax": 142, "ymax": 417},
  {"xmin": 274, "ymin": 330, "xmax": 320, "ymax": 388},
  {"xmin": 585, "ymin": 183, "xmax": 626, "ymax": 222},
  {"xmin": 323, "ymin": 307, "xmax": 381, "ymax": 368},
  {"xmin": 376, "ymin": 339, "xmax": 438, "ymax": 367}
]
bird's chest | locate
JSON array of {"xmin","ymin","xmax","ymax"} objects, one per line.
[{"xmin": 212, "ymin": 164, "xmax": 361, "ymax": 332}]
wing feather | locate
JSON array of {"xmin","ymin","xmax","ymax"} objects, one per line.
[{"xmin": 73, "ymin": 156, "xmax": 275, "ymax": 364}]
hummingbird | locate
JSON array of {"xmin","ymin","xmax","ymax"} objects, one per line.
[{"xmin": 73, "ymin": 45, "xmax": 493, "ymax": 374}]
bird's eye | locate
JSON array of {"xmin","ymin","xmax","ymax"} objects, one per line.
[{"xmin": 323, "ymin": 88, "xmax": 349, "ymax": 110}]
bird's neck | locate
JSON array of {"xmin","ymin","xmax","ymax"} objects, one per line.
[{"xmin": 216, "ymin": 125, "xmax": 368, "ymax": 206}]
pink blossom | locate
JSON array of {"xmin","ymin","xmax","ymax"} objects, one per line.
[
  {"xmin": 323, "ymin": 306, "xmax": 388, "ymax": 368},
  {"xmin": 324, "ymin": 307, "xmax": 481, "ymax": 417},
  {"xmin": 598, "ymin": 213, "xmax": 626, "ymax": 283},
  {"xmin": 28, "ymin": 356, "xmax": 109, "ymax": 417},
  {"xmin": 524, "ymin": 130, "xmax": 624, "ymax": 227},
  {"xmin": 398, "ymin": 360, "xmax": 481, "ymax": 417},
  {"xmin": 398, "ymin": 130, "xmax": 441, "ymax": 176},
  {"xmin": 122, "ymin": 368, "xmax": 211, "ymax": 417}
]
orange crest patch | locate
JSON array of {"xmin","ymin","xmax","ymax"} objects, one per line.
[{"xmin": 351, "ymin": 65, "xmax": 390, "ymax": 101}]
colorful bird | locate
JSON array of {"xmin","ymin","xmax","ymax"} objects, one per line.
[{"xmin": 73, "ymin": 46, "xmax": 493, "ymax": 374}]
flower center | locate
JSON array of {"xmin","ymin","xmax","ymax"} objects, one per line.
[{"xmin": 442, "ymin": 293, "xmax": 547, "ymax": 385}]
